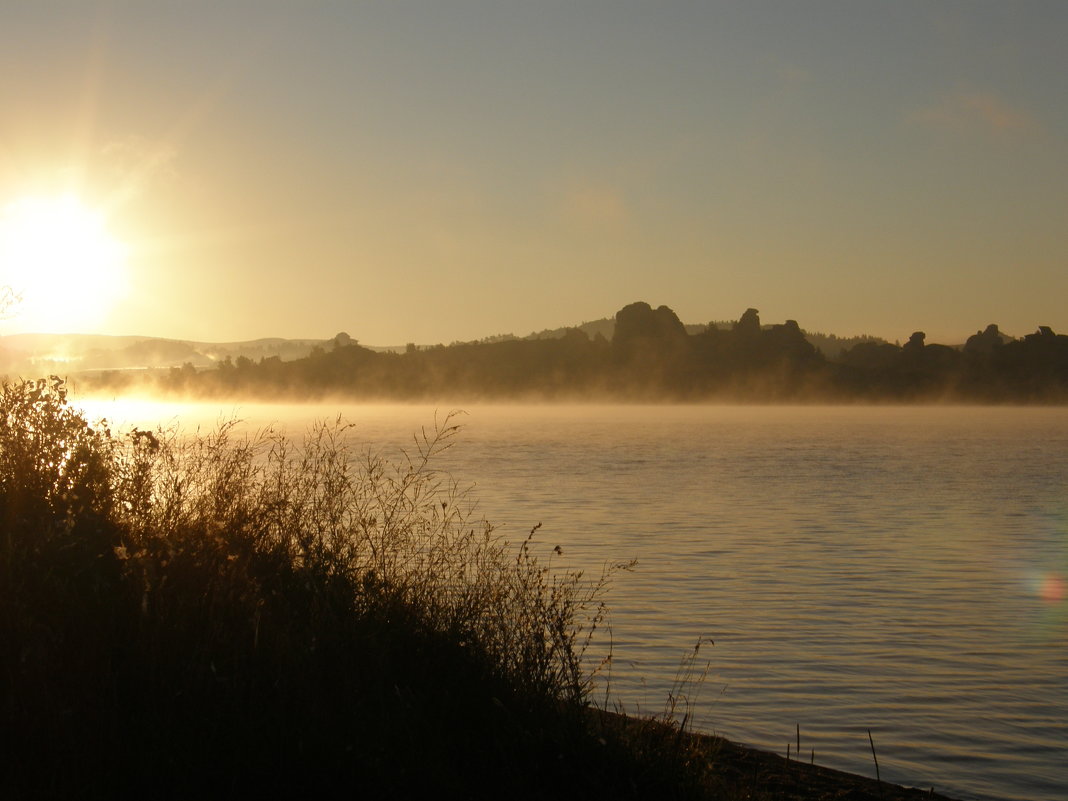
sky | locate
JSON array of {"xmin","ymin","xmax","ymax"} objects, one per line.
[{"xmin": 0, "ymin": 1, "xmax": 1066, "ymax": 346}]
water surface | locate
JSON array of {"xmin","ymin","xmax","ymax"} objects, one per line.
[{"xmin": 79, "ymin": 400, "xmax": 1068, "ymax": 801}]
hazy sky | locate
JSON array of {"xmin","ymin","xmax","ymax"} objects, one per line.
[{"xmin": 1, "ymin": 1, "xmax": 1066, "ymax": 345}]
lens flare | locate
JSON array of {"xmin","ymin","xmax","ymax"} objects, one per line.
[{"xmin": 1038, "ymin": 573, "xmax": 1065, "ymax": 604}]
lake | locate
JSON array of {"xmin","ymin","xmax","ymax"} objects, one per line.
[{"xmin": 77, "ymin": 399, "xmax": 1068, "ymax": 801}]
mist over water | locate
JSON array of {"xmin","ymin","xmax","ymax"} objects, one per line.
[{"xmin": 78, "ymin": 400, "xmax": 1067, "ymax": 801}]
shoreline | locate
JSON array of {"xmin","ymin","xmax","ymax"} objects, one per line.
[
  {"xmin": 594, "ymin": 710, "xmax": 962, "ymax": 801},
  {"xmin": 709, "ymin": 735, "xmax": 960, "ymax": 800}
]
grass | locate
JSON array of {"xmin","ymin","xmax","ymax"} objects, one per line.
[{"xmin": 1, "ymin": 378, "xmax": 723, "ymax": 800}]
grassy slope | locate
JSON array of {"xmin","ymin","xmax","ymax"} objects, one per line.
[{"xmin": 0, "ymin": 380, "xmax": 959, "ymax": 800}]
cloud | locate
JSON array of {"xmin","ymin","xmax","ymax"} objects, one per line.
[{"xmin": 911, "ymin": 92, "xmax": 1039, "ymax": 136}]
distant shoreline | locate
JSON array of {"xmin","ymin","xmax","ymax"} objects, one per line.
[{"xmin": 10, "ymin": 303, "xmax": 1068, "ymax": 405}]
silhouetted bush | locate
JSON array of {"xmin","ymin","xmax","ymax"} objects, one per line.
[{"xmin": 2, "ymin": 380, "xmax": 740, "ymax": 799}]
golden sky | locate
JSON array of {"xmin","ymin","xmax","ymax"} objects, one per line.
[{"xmin": 1, "ymin": 2, "xmax": 1066, "ymax": 345}]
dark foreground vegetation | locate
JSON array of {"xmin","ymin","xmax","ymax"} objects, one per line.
[
  {"xmin": 2, "ymin": 379, "xmax": 958, "ymax": 800},
  {"xmin": 78, "ymin": 302, "xmax": 1068, "ymax": 403}
]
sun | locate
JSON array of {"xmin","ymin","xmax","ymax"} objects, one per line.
[{"xmin": 0, "ymin": 193, "xmax": 128, "ymax": 333}]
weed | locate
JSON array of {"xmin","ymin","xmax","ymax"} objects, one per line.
[{"xmin": 0, "ymin": 380, "xmax": 680, "ymax": 799}]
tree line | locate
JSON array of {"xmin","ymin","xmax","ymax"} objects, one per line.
[{"xmin": 78, "ymin": 302, "xmax": 1068, "ymax": 402}]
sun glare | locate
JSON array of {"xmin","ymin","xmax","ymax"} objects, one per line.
[{"xmin": 0, "ymin": 194, "xmax": 128, "ymax": 333}]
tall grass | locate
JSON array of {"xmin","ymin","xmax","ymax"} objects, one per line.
[{"xmin": 1, "ymin": 379, "xmax": 716, "ymax": 799}]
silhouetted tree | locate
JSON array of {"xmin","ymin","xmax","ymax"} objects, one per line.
[
  {"xmin": 611, "ymin": 302, "xmax": 691, "ymax": 395},
  {"xmin": 762, "ymin": 320, "xmax": 819, "ymax": 366},
  {"xmin": 902, "ymin": 331, "xmax": 926, "ymax": 352},
  {"xmin": 838, "ymin": 341, "xmax": 901, "ymax": 371},
  {"xmin": 613, "ymin": 302, "xmax": 688, "ymax": 357},
  {"xmin": 732, "ymin": 308, "xmax": 761, "ymax": 341},
  {"xmin": 964, "ymin": 324, "xmax": 1005, "ymax": 356}
]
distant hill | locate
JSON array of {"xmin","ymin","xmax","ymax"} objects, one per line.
[
  {"xmin": 526, "ymin": 318, "xmax": 617, "ymax": 342},
  {"xmin": 0, "ymin": 333, "xmax": 327, "ymax": 376},
  {"xmin": 0, "ymin": 313, "xmax": 889, "ymax": 376}
]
